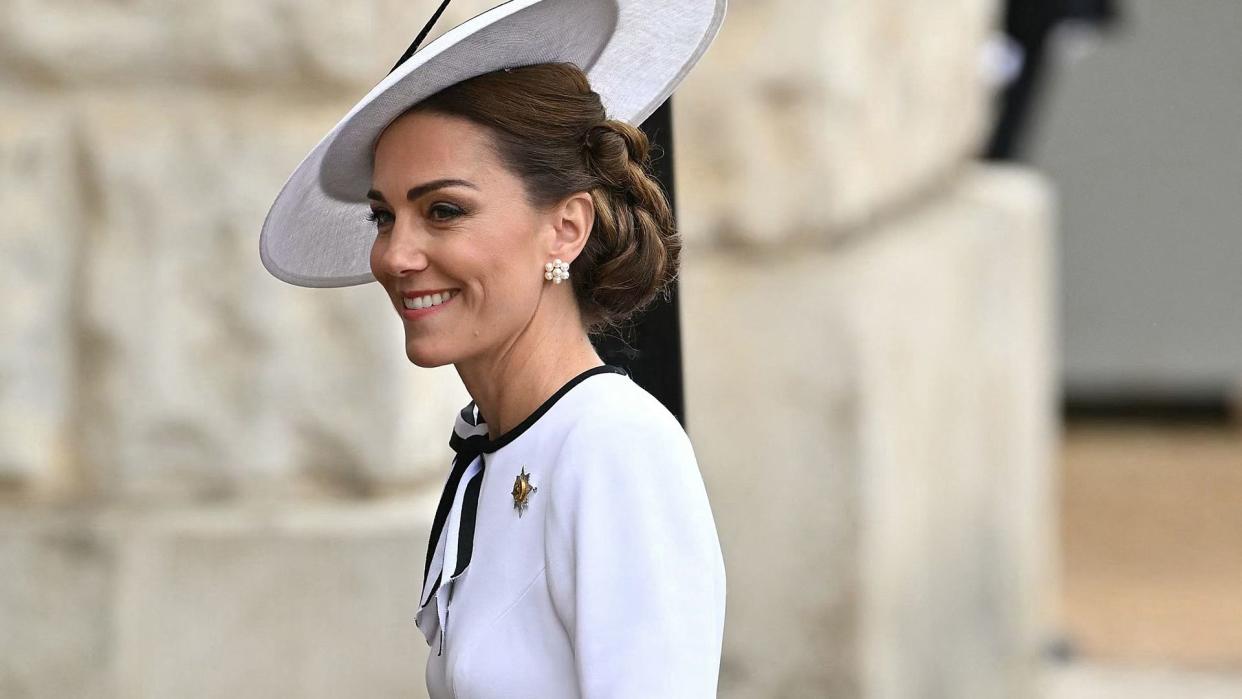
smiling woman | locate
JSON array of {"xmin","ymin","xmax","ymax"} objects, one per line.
[{"xmin": 257, "ymin": 1, "xmax": 728, "ymax": 696}]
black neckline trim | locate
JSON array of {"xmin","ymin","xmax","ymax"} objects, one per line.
[{"xmin": 475, "ymin": 364, "xmax": 627, "ymax": 454}]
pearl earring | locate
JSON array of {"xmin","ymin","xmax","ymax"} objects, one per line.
[{"xmin": 544, "ymin": 258, "xmax": 570, "ymax": 284}]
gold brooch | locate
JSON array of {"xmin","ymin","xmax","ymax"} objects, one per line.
[{"xmin": 511, "ymin": 466, "xmax": 537, "ymax": 517}]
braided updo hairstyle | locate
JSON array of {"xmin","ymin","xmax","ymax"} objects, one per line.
[{"xmin": 399, "ymin": 62, "xmax": 679, "ymax": 336}]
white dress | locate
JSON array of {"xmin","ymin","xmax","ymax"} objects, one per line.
[{"xmin": 415, "ymin": 364, "xmax": 727, "ymax": 698}]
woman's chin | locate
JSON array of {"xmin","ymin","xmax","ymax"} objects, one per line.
[{"xmin": 403, "ymin": 341, "xmax": 455, "ymax": 368}]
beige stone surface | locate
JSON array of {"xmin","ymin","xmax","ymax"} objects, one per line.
[
  {"xmin": 0, "ymin": 0, "xmax": 430, "ymax": 93},
  {"xmin": 0, "ymin": 93, "xmax": 472, "ymax": 504},
  {"xmin": 683, "ymin": 165, "xmax": 1057, "ymax": 699},
  {"xmin": 0, "ymin": 509, "xmax": 113, "ymax": 699},
  {"xmin": 0, "ymin": 500, "xmax": 435, "ymax": 699},
  {"xmin": 0, "ymin": 98, "xmax": 79, "ymax": 493},
  {"xmin": 67, "ymin": 92, "xmax": 468, "ymax": 500},
  {"xmin": 0, "ymin": 0, "xmax": 664, "ymax": 93},
  {"xmin": 673, "ymin": 0, "xmax": 999, "ymax": 248}
]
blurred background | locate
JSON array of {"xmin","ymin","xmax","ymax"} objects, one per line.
[{"xmin": 1, "ymin": 0, "xmax": 1240, "ymax": 697}]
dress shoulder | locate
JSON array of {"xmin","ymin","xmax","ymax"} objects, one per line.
[
  {"xmin": 541, "ymin": 373, "xmax": 726, "ymax": 698},
  {"xmin": 555, "ymin": 372, "xmax": 694, "ymax": 460}
]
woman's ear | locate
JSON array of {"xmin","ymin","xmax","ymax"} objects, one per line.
[{"xmin": 547, "ymin": 190, "xmax": 594, "ymax": 262}]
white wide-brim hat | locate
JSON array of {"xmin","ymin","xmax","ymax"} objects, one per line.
[{"xmin": 258, "ymin": 0, "xmax": 727, "ymax": 288}]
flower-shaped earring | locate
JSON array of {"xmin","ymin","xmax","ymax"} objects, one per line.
[{"xmin": 544, "ymin": 258, "xmax": 570, "ymax": 284}]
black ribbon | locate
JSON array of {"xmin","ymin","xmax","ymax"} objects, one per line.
[
  {"xmin": 388, "ymin": 0, "xmax": 455, "ymax": 76},
  {"xmin": 420, "ymin": 404, "xmax": 490, "ymax": 610}
]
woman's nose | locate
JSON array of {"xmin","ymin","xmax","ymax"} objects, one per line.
[{"xmin": 376, "ymin": 222, "xmax": 430, "ymax": 278}]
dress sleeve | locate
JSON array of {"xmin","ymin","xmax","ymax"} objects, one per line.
[{"xmin": 543, "ymin": 410, "xmax": 727, "ymax": 698}]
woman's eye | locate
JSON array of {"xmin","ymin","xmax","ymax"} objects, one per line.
[
  {"xmin": 428, "ymin": 203, "xmax": 465, "ymax": 221},
  {"xmin": 365, "ymin": 209, "xmax": 393, "ymax": 227}
]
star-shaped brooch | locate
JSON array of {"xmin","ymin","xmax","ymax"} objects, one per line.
[{"xmin": 511, "ymin": 466, "xmax": 538, "ymax": 517}]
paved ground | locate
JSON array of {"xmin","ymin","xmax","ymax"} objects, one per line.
[
  {"xmin": 1059, "ymin": 420, "xmax": 1242, "ymax": 666},
  {"xmin": 1049, "ymin": 419, "xmax": 1242, "ymax": 697}
]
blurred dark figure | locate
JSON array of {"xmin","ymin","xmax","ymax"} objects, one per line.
[
  {"xmin": 594, "ymin": 100, "xmax": 686, "ymax": 426},
  {"xmin": 985, "ymin": 0, "xmax": 1122, "ymax": 160}
]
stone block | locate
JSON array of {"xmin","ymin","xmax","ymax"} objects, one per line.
[
  {"xmin": 71, "ymin": 93, "xmax": 467, "ymax": 500},
  {"xmin": 682, "ymin": 165, "xmax": 1057, "ymax": 699},
  {"xmin": 108, "ymin": 503, "xmax": 432, "ymax": 698},
  {"xmin": 0, "ymin": 97, "xmax": 78, "ymax": 493},
  {"xmin": 0, "ymin": 0, "xmax": 449, "ymax": 94},
  {"xmin": 673, "ymin": 0, "xmax": 999, "ymax": 248},
  {"xmin": 0, "ymin": 501, "xmax": 435, "ymax": 699},
  {"xmin": 0, "ymin": 509, "xmax": 114, "ymax": 699}
]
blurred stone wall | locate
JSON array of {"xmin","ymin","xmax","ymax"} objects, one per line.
[
  {"xmin": 673, "ymin": 3, "xmax": 1059, "ymax": 696},
  {"xmin": 0, "ymin": 1, "xmax": 1057, "ymax": 697}
]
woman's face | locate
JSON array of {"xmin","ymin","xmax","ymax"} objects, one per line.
[{"xmin": 368, "ymin": 110, "xmax": 553, "ymax": 368}]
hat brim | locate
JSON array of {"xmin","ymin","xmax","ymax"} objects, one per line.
[{"xmin": 259, "ymin": 0, "xmax": 726, "ymax": 288}]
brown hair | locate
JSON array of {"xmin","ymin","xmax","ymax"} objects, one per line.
[{"xmin": 400, "ymin": 62, "xmax": 679, "ymax": 336}]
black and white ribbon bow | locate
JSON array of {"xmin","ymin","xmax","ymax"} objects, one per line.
[{"xmin": 415, "ymin": 401, "xmax": 490, "ymax": 655}]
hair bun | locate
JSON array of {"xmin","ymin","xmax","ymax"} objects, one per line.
[{"xmin": 583, "ymin": 120, "xmax": 650, "ymax": 191}]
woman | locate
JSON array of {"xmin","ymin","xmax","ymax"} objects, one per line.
[{"xmin": 259, "ymin": 1, "xmax": 727, "ymax": 696}]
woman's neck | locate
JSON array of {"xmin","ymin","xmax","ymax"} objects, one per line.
[{"xmin": 455, "ymin": 306, "xmax": 605, "ymax": 442}]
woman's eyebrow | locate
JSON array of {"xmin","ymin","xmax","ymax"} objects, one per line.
[{"xmin": 367, "ymin": 178, "xmax": 478, "ymax": 203}]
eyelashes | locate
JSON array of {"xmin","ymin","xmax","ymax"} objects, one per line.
[
  {"xmin": 428, "ymin": 203, "xmax": 466, "ymax": 221},
  {"xmin": 365, "ymin": 203, "xmax": 466, "ymax": 227}
]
